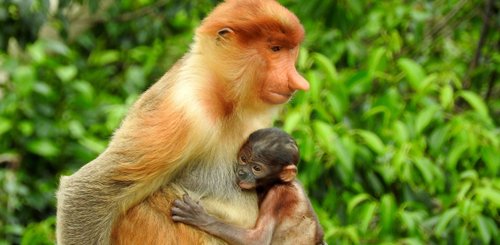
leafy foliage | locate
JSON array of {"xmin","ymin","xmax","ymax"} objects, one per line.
[{"xmin": 1, "ymin": 0, "xmax": 499, "ymax": 244}]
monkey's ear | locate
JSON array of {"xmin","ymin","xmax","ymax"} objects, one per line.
[
  {"xmin": 279, "ymin": 165, "xmax": 297, "ymax": 182},
  {"xmin": 217, "ymin": 27, "xmax": 234, "ymax": 38}
]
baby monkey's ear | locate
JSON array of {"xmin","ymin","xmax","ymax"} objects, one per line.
[{"xmin": 279, "ymin": 165, "xmax": 297, "ymax": 182}]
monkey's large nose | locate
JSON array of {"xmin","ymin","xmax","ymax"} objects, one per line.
[{"xmin": 288, "ymin": 70, "xmax": 310, "ymax": 91}]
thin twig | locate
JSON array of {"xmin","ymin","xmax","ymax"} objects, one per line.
[{"xmin": 463, "ymin": 0, "xmax": 493, "ymax": 89}]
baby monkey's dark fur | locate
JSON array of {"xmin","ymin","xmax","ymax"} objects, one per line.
[{"xmin": 172, "ymin": 128, "xmax": 325, "ymax": 245}]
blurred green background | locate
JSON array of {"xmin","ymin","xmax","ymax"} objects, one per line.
[{"xmin": 0, "ymin": 0, "xmax": 499, "ymax": 244}]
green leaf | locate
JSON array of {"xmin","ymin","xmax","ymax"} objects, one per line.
[
  {"xmin": 367, "ymin": 47, "xmax": 386, "ymax": 76},
  {"xmin": 21, "ymin": 217, "xmax": 55, "ymax": 245},
  {"xmin": 393, "ymin": 120, "xmax": 409, "ymax": 144},
  {"xmin": 312, "ymin": 53, "xmax": 338, "ymax": 82},
  {"xmin": 297, "ymin": 47, "xmax": 309, "ymax": 70},
  {"xmin": 446, "ymin": 143, "xmax": 467, "ymax": 170},
  {"xmin": 56, "ymin": 65, "xmax": 77, "ymax": 83},
  {"xmin": 455, "ymin": 225, "xmax": 469, "ymax": 245},
  {"xmin": 0, "ymin": 117, "xmax": 13, "ymax": 136},
  {"xmin": 458, "ymin": 91, "xmax": 489, "ymax": 119},
  {"xmin": 476, "ymin": 187, "xmax": 500, "ymax": 206},
  {"xmin": 475, "ymin": 216, "xmax": 491, "ymax": 244},
  {"xmin": 435, "ymin": 207, "xmax": 458, "ymax": 236},
  {"xmin": 18, "ymin": 121, "xmax": 34, "ymax": 136},
  {"xmin": 397, "ymin": 58, "xmax": 426, "ymax": 91},
  {"xmin": 358, "ymin": 202, "xmax": 377, "ymax": 234},
  {"xmin": 27, "ymin": 139, "xmax": 60, "ymax": 157},
  {"xmin": 283, "ymin": 110, "xmax": 302, "ymax": 133},
  {"xmin": 89, "ymin": 50, "xmax": 120, "ymax": 65},
  {"xmin": 415, "ymin": 106, "xmax": 438, "ymax": 135},
  {"xmin": 306, "ymin": 71, "xmax": 321, "ymax": 103},
  {"xmin": 347, "ymin": 193, "xmax": 372, "ymax": 214},
  {"xmin": 325, "ymin": 94, "xmax": 345, "ymax": 121},
  {"xmin": 456, "ymin": 182, "xmax": 472, "ymax": 201},
  {"xmin": 13, "ymin": 66, "xmax": 35, "ymax": 95},
  {"xmin": 440, "ymin": 84, "xmax": 454, "ymax": 109},
  {"xmin": 413, "ymin": 157, "xmax": 433, "ymax": 184},
  {"xmin": 72, "ymin": 80, "xmax": 95, "ymax": 104},
  {"xmin": 380, "ymin": 194, "xmax": 397, "ymax": 236},
  {"xmin": 312, "ymin": 121, "xmax": 353, "ymax": 176},
  {"xmin": 481, "ymin": 147, "xmax": 500, "ymax": 174},
  {"xmin": 355, "ymin": 129, "xmax": 385, "ymax": 154},
  {"xmin": 429, "ymin": 125, "xmax": 450, "ymax": 153},
  {"xmin": 68, "ymin": 120, "xmax": 85, "ymax": 138},
  {"xmin": 79, "ymin": 137, "xmax": 107, "ymax": 154}
]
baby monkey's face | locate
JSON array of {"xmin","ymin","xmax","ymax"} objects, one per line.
[
  {"xmin": 235, "ymin": 140, "xmax": 291, "ymax": 190},
  {"xmin": 235, "ymin": 128, "xmax": 300, "ymax": 190},
  {"xmin": 235, "ymin": 144, "xmax": 272, "ymax": 190}
]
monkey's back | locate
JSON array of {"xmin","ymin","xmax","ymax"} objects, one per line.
[{"xmin": 270, "ymin": 181, "xmax": 324, "ymax": 245}]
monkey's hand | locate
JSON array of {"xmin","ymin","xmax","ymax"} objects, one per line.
[{"xmin": 171, "ymin": 195, "xmax": 217, "ymax": 229}]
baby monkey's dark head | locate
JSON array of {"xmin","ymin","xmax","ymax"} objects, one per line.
[{"xmin": 236, "ymin": 128, "xmax": 299, "ymax": 190}]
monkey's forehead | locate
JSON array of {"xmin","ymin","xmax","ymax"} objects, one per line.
[{"xmin": 198, "ymin": 0, "xmax": 304, "ymax": 46}]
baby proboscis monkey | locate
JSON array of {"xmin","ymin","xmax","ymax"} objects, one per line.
[{"xmin": 172, "ymin": 128, "xmax": 325, "ymax": 245}]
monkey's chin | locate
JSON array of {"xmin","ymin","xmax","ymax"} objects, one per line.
[{"xmin": 238, "ymin": 182, "xmax": 256, "ymax": 190}]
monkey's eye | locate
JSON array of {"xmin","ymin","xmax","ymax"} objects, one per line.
[
  {"xmin": 252, "ymin": 165, "xmax": 262, "ymax": 172},
  {"xmin": 271, "ymin": 46, "xmax": 282, "ymax": 52},
  {"xmin": 240, "ymin": 155, "xmax": 247, "ymax": 163}
]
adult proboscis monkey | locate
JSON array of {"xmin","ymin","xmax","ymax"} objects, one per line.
[{"xmin": 56, "ymin": 0, "xmax": 309, "ymax": 244}]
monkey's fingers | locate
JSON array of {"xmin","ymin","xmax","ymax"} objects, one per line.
[
  {"xmin": 172, "ymin": 199, "xmax": 192, "ymax": 211},
  {"xmin": 182, "ymin": 195, "xmax": 203, "ymax": 210}
]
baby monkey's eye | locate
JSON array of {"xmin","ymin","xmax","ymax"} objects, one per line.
[
  {"xmin": 252, "ymin": 165, "xmax": 262, "ymax": 172},
  {"xmin": 240, "ymin": 155, "xmax": 247, "ymax": 163}
]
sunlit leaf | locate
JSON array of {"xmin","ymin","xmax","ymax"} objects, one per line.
[
  {"xmin": 325, "ymin": 94, "xmax": 344, "ymax": 121},
  {"xmin": 89, "ymin": 50, "xmax": 120, "ymax": 65},
  {"xmin": 312, "ymin": 53, "xmax": 338, "ymax": 82},
  {"xmin": 306, "ymin": 70, "xmax": 321, "ymax": 103},
  {"xmin": 413, "ymin": 157, "xmax": 433, "ymax": 184},
  {"xmin": 398, "ymin": 58, "xmax": 426, "ymax": 91},
  {"xmin": 446, "ymin": 142, "xmax": 467, "ymax": 170},
  {"xmin": 455, "ymin": 225, "xmax": 469, "ymax": 245},
  {"xmin": 456, "ymin": 182, "xmax": 472, "ymax": 201},
  {"xmin": 367, "ymin": 47, "xmax": 386, "ymax": 76},
  {"xmin": 481, "ymin": 147, "xmax": 499, "ymax": 174},
  {"xmin": 359, "ymin": 202, "xmax": 377, "ymax": 234},
  {"xmin": 0, "ymin": 117, "xmax": 12, "ymax": 136},
  {"xmin": 440, "ymin": 84, "xmax": 454, "ymax": 109},
  {"xmin": 415, "ymin": 106, "xmax": 438, "ymax": 135},
  {"xmin": 380, "ymin": 194, "xmax": 396, "ymax": 236},
  {"xmin": 355, "ymin": 129, "xmax": 385, "ymax": 154},
  {"xmin": 476, "ymin": 187, "xmax": 500, "ymax": 206},
  {"xmin": 475, "ymin": 216, "xmax": 491, "ymax": 244},
  {"xmin": 79, "ymin": 137, "xmax": 107, "ymax": 154},
  {"xmin": 347, "ymin": 193, "xmax": 372, "ymax": 214},
  {"xmin": 56, "ymin": 66, "xmax": 77, "ymax": 83},
  {"xmin": 435, "ymin": 207, "xmax": 458, "ymax": 236},
  {"xmin": 312, "ymin": 121, "xmax": 353, "ymax": 177},
  {"xmin": 429, "ymin": 125, "xmax": 449, "ymax": 153},
  {"xmin": 458, "ymin": 91, "xmax": 490, "ymax": 119},
  {"xmin": 393, "ymin": 120, "xmax": 409, "ymax": 144},
  {"xmin": 27, "ymin": 139, "xmax": 60, "ymax": 157},
  {"xmin": 283, "ymin": 110, "xmax": 302, "ymax": 133}
]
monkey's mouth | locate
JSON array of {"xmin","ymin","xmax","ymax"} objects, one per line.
[
  {"xmin": 238, "ymin": 181, "xmax": 256, "ymax": 190},
  {"xmin": 267, "ymin": 91, "xmax": 293, "ymax": 104}
]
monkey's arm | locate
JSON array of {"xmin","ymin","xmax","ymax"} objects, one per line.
[{"xmin": 172, "ymin": 195, "xmax": 275, "ymax": 245}]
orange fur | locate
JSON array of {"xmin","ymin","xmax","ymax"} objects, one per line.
[
  {"xmin": 112, "ymin": 187, "xmax": 207, "ymax": 245},
  {"xmin": 56, "ymin": 1, "xmax": 308, "ymax": 244}
]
